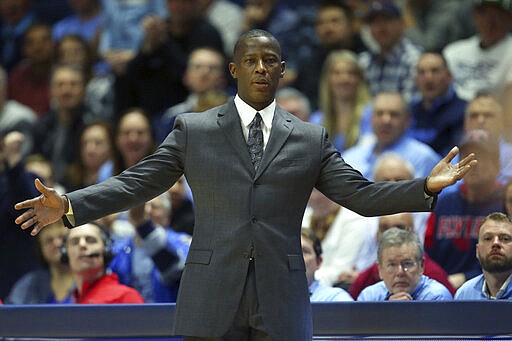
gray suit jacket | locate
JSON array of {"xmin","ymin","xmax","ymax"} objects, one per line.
[{"xmin": 67, "ymin": 99, "xmax": 432, "ymax": 340}]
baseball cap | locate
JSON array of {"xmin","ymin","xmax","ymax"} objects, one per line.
[
  {"xmin": 473, "ymin": 0, "xmax": 512, "ymax": 12},
  {"xmin": 365, "ymin": 0, "xmax": 402, "ymax": 21},
  {"xmin": 459, "ymin": 129, "xmax": 500, "ymax": 160}
]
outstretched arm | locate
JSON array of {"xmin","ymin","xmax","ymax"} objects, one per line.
[
  {"xmin": 426, "ymin": 146, "xmax": 477, "ymax": 194},
  {"xmin": 14, "ymin": 179, "xmax": 68, "ymax": 236}
]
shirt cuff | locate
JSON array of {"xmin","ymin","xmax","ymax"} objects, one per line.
[{"xmin": 62, "ymin": 196, "xmax": 75, "ymax": 228}]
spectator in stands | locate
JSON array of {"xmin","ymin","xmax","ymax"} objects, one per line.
[
  {"xmin": 505, "ymin": 179, "xmax": 512, "ymax": 217},
  {"xmin": 402, "ymin": 0, "xmax": 475, "ymax": 52},
  {"xmin": 425, "ymin": 129, "xmax": 505, "ymax": 290},
  {"xmin": 109, "ymin": 193, "xmax": 191, "ymax": 302},
  {"xmin": 0, "ymin": 0, "xmax": 38, "ymax": 71},
  {"xmin": 358, "ymin": 0, "xmax": 422, "ymax": 102},
  {"xmin": 32, "ymin": 63, "xmax": 89, "ymax": 183},
  {"xmin": 464, "ymin": 93, "xmax": 512, "ymax": 186},
  {"xmin": 63, "ymin": 222, "xmax": 145, "ymax": 303},
  {"xmin": 197, "ymin": 0, "xmax": 243, "ymax": 57},
  {"xmin": 310, "ymin": 50, "xmax": 371, "ymax": 152},
  {"xmin": 156, "ymin": 47, "xmax": 228, "ymax": 142},
  {"xmin": 335, "ymin": 153, "xmax": 429, "ymax": 288},
  {"xmin": 294, "ymin": 0, "xmax": 366, "ymax": 109},
  {"xmin": 455, "ymin": 212, "xmax": 512, "ymax": 300},
  {"xmin": 116, "ymin": 0, "xmax": 223, "ymax": 120},
  {"xmin": 408, "ymin": 52, "xmax": 466, "ymax": 156},
  {"xmin": 276, "ymin": 87, "xmax": 311, "ymax": 122},
  {"xmin": 98, "ymin": 0, "xmax": 167, "ymax": 76},
  {"xmin": 6, "ymin": 220, "xmax": 73, "ymax": 304},
  {"xmin": 55, "ymin": 34, "xmax": 115, "ymax": 123},
  {"xmin": 7, "ymin": 23, "xmax": 54, "ymax": 117},
  {"xmin": 302, "ymin": 188, "xmax": 341, "ymax": 242},
  {"xmin": 443, "ymin": 0, "xmax": 512, "ymax": 103},
  {"xmin": 61, "ymin": 121, "xmax": 114, "ymax": 191},
  {"xmin": 358, "ymin": 228, "xmax": 452, "ymax": 301},
  {"xmin": 238, "ymin": 0, "xmax": 308, "ymax": 86},
  {"xmin": 0, "ymin": 131, "xmax": 39, "ymax": 300},
  {"xmin": 25, "ymin": 153, "xmax": 66, "ymax": 195},
  {"xmin": 52, "ymin": 0, "xmax": 103, "ymax": 44},
  {"xmin": 301, "ymin": 228, "xmax": 353, "ymax": 302},
  {"xmin": 0, "ymin": 65, "xmax": 36, "ymax": 156},
  {"xmin": 343, "ymin": 91, "xmax": 440, "ymax": 180},
  {"xmin": 349, "ymin": 213, "xmax": 455, "ymax": 299}
]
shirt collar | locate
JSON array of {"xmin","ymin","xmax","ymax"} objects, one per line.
[
  {"xmin": 234, "ymin": 94, "xmax": 275, "ymax": 129},
  {"xmin": 482, "ymin": 273, "xmax": 512, "ymax": 299}
]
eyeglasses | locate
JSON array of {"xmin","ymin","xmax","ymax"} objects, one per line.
[{"xmin": 383, "ymin": 260, "xmax": 419, "ymax": 274}]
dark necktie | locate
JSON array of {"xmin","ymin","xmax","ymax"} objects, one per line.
[{"xmin": 247, "ymin": 112, "xmax": 263, "ymax": 170}]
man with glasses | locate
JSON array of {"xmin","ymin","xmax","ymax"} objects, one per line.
[{"xmin": 357, "ymin": 228, "xmax": 452, "ymax": 301}]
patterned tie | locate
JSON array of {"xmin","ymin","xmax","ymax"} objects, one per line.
[{"xmin": 247, "ymin": 112, "xmax": 263, "ymax": 170}]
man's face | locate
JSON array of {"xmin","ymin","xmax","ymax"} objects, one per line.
[
  {"xmin": 51, "ymin": 67, "xmax": 85, "ymax": 112},
  {"xmin": 146, "ymin": 195, "xmax": 170, "ymax": 227},
  {"xmin": 229, "ymin": 36, "xmax": 285, "ymax": 110},
  {"xmin": 477, "ymin": 219, "xmax": 512, "ymax": 273},
  {"xmin": 66, "ymin": 224, "xmax": 105, "ymax": 276},
  {"xmin": 378, "ymin": 242, "xmax": 423, "ymax": 295},
  {"xmin": 473, "ymin": 4, "xmax": 512, "ymax": 46},
  {"xmin": 376, "ymin": 213, "xmax": 414, "ymax": 244},
  {"xmin": 301, "ymin": 235, "xmax": 320, "ymax": 285},
  {"xmin": 373, "ymin": 159, "xmax": 413, "ymax": 182},
  {"xmin": 464, "ymin": 97, "xmax": 503, "ymax": 137},
  {"xmin": 23, "ymin": 26, "xmax": 54, "ymax": 64},
  {"xmin": 460, "ymin": 145, "xmax": 499, "ymax": 188},
  {"xmin": 415, "ymin": 53, "xmax": 451, "ymax": 102},
  {"xmin": 184, "ymin": 49, "xmax": 225, "ymax": 94},
  {"xmin": 316, "ymin": 6, "xmax": 351, "ymax": 49},
  {"xmin": 369, "ymin": 15, "xmax": 404, "ymax": 51},
  {"xmin": 371, "ymin": 93, "xmax": 410, "ymax": 148}
]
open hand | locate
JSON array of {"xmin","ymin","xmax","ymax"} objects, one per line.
[
  {"xmin": 14, "ymin": 179, "xmax": 68, "ymax": 236},
  {"xmin": 426, "ymin": 147, "xmax": 477, "ymax": 194}
]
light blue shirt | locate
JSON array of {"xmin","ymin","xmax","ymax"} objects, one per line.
[
  {"xmin": 309, "ymin": 280, "xmax": 353, "ymax": 302},
  {"xmin": 455, "ymin": 274, "xmax": 512, "ymax": 300},
  {"xmin": 342, "ymin": 135, "xmax": 441, "ymax": 180},
  {"xmin": 357, "ymin": 275, "xmax": 453, "ymax": 301}
]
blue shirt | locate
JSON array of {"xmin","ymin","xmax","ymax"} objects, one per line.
[
  {"xmin": 309, "ymin": 280, "xmax": 353, "ymax": 302},
  {"xmin": 342, "ymin": 135, "xmax": 441, "ymax": 180},
  {"xmin": 357, "ymin": 275, "xmax": 453, "ymax": 301},
  {"xmin": 52, "ymin": 12, "xmax": 105, "ymax": 42},
  {"xmin": 455, "ymin": 274, "xmax": 512, "ymax": 300}
]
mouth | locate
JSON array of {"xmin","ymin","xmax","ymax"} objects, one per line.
[{"xmin": 252, "ymin": 79, "xmax": 269, "ymax": 88}]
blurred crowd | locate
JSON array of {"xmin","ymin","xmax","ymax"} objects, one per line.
[{"xmin": 1, "ymin": 0, "xmax": 512, "ymax": 307}]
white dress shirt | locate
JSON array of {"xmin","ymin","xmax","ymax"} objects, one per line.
[{"xmin": 234, "ymin": 94, "xmax": 274, "ymax": 150}]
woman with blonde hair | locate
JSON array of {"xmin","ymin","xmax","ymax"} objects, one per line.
[{"xmin": 312, "ymin": 50, "xmax": 371, "ymax": 151}]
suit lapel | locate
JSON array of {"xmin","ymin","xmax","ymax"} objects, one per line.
[
  {"xmin": 255, "ymin": 106, "xmax": 293, "ymax": 179},
  {"xmin": 217, "ymin": 100, "xmax": 254, "ymax": 174}
]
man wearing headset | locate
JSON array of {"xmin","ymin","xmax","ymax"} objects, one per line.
[{"xmin": 63, "ymin": 222, "xmax": 144, "ymax": 304}]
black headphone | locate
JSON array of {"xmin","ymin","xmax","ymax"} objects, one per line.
[{"xmin": 60, "ymin": 222, "xmax": 114, "ymax": 266}]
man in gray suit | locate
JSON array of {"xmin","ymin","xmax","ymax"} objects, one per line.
[{"xmin": 16, "ymin": 29, "xmax": 476, "ymax": 341}]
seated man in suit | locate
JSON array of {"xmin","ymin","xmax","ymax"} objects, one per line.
[
  {"xmin": 455, "ymin": 212, "xmax": 512, "ymax": 300},
  {"xmin": 357, "ymin": 228, "xmax": 452, "ymax": 301}
]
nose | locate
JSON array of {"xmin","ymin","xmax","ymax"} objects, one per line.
[{"xmin": 255, "ymin": 59, "xmax": 266, "ymax": 73}]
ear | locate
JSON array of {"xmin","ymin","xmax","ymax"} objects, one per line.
[
  {"xmin": 377, "ymin": 264, "xmax": 384, "ymax": 280},
  {"xmin": 229, "ymin": 62, "xmax": 237, "ymax": 79},
  {"xmin": 280, "ymin": 61, "xmax": 286, "ymax": 79}
]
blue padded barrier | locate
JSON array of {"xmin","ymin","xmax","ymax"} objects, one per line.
[{"xmin": 1, "ymin": 301, "xmax": 511, "ymax": 339}]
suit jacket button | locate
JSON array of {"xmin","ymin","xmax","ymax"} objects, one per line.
[{"xmin": 251, "ymin": 217, "xmax": 257, "ymax": 223}]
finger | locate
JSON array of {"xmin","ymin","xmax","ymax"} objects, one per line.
[
  {"xmin": 458, "ymin": 153, "xmax": 476, "ymax": 167},
  {"xmin": 458, "ymin": 160, "xmax": 478, "ymax": 178},
  {"xmin": 34, "ymin": 178, "xmax": 50, "ymax": 194},
  {"xmin": 31, "ymin": 223, "xmax": 43, "ymax": 236},
  {"xmin": 14, "ymin": 198, "xmax": 38, "ymax": 210},
  {"xmin": 15, "ymin": 208, "xmax": 35, "ymax": 224},
  {"xmin": 442, "ymin": 146, "xmax": 459, "ymax": 163},
  {"xmin": 20, "ymin": 215, "xmax": 38, "ymax": 230}
]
